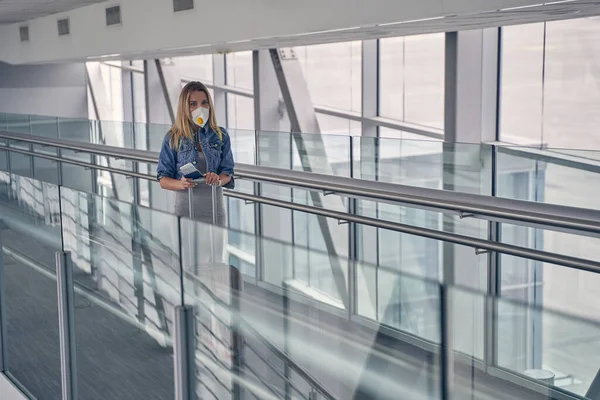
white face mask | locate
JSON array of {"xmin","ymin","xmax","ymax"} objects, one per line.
[{"xmin": 191, "ymin": 107, "xmax": 209, "ymax": 127}]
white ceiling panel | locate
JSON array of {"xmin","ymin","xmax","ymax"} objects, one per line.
[
  {"xmin": 1, "ymin": 0, "xmax": 600, "ymax": 64},
  {"xmin": 0, "ymin": 0, "xmax": 107, "ymax": 24}
]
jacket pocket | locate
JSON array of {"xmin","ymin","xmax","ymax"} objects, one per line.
[
  {"xmin": 208, "ymin": 141, "xmax": 222, "ymax": 156},
  {"xmin": 177, "ymin": 141, "xmax": 195, "ymax": 169}
]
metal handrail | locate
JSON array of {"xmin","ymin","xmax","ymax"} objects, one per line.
[
  {"xmin": 2, "ymin": 129, "xmax": 600, "ymax": 236},
  {"xmin": 2, "ymin": 142, "xmax": 600, "ymax": 274}
]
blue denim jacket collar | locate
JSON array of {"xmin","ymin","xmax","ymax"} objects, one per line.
[{"xmin": 156, "ymin": 125, "xmax": 235, "ymax": 189}]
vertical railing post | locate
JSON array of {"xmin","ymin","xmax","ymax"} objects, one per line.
[
  {"xmin": 0, "ymin": 221, "xmax": 8, "ymax": 372},
  {"xmin": 210, "ymin": 184, "xmax": 217, "ymax": 265},
  {"xmin": 230, "ymin": 266, "xmax": 244, "ymax": 400},
  {"xmin": 283, "ymin": 281, "xmax": 291, "ymax": 400},
  {"xmin": 174, "ymin": 305, "xmax": 196, "ymax": 400},
  {"xmin": 440, "ymin": 284, "xmax": 453, "ymax": 400},
  {"xmin": 211, "ymin": 184, "xmax": 218, "ymax": 226},
  {"xmin": 188, "ymin": 188, "xmax": 194, "ymax": 220},
  {"xmin": 131, "ymin": 205, "xmax": 145, "ymax": 325},
  {"xmin": 56, "ymin": 251, "xmax": 78, "ymax": 400},
  {"xmin": 348, "ymin": 135, "xmax": 357, "ymax": 318},
  {"xmin": 485, "ymin": 144, "xmax": 500, "ymax": 370}
]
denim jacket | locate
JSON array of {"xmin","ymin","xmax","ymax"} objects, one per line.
[{"xmin": 156, "ymin": 126, "xmax": 235, "ymax": 189}]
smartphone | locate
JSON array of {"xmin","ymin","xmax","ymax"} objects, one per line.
[{"xmin": 179, "ymin": 163, "xmax": 204, "ymax": 181}]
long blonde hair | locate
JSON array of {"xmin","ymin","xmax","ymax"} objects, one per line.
[{"xmin": 170, "ymin": 81, "xmax": 222, "ymax": 149}]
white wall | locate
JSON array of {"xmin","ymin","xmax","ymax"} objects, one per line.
[
  {"xmin": 0, "ymin": 62, "xmax": 87, "ymax": 118},
  {"xmin": 0, "ymin": 0, "xmax": 547, "ymax": 64}
]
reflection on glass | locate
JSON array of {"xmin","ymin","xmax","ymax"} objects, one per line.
[
  {"xmin": 497, "ymin": 294, "xmax": 600, "ymax": 398},
  {"xmin": 292, "ymin": 132, "xmax": 350, "ymax": 176},
  {"xmin": 60, "ymin": 187, "xmax": 180, "ymax": 400},
  {"xmin": 0, "ymin": 173, "xmax": 62, "ymax": 398},
  {"xmin": 31, "ymin": 115, "xmax": 59, "ymax": 184}
]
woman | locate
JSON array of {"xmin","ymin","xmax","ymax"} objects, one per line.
[{"xmin": 157, "ymin": 81, "xmax": 235, "ymax": 226}]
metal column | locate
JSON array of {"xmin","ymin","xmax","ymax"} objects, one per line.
[
  {"xmin": 361, "ymin": 40, "xmax": 379, "ymax": 138},
  {"xmin": 155, "ymin": 59, "xmax": 176, "ymax": 124},
  {"xmin": 56, "ymin": 251, "xmax": 78, "ymax": 400},
  {"xmin": 443, "ymin": 28, "xmax": 502, "ymax": 398},
  {"xmin": 212, "ymin": 54, "xmax": 227, "ymax": 124},
  {"xmin": 174, "ymin": 305, "xmax": 196, "ymax": 400},
  {"xmin": 253, "ymin": 49, "xmax": 290, "ymax": 282}
]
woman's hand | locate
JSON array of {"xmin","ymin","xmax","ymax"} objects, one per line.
[
  {"xmin": 179, "ymin": 177, "xmax": 196, "ymax": 190},
  {"xmin": 204, "ymin": 172, "xmax": 221, "ymax": 186}
]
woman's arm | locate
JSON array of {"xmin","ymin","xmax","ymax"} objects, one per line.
[
  {"xmin": 217, "ymin": 129, "xmax": 235, "ymax": 189},
  {"xmin": 157, "ymin": 133, "xmax": 194, "ymax": 191}
]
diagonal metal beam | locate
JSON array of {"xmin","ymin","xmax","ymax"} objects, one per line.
[
  {"xmin": 155, "ymin": 59, "xmax": 176, "ymax": 124},
  {"xmin": 270, "ymin": 48, "xmax": 349, "ymax": 310}
]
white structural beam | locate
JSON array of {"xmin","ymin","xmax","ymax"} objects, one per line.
[
  {"xmin": 0, "ymin": 0, "xmax": 586, "ymax": 64},
  {"xmin": 445, "ymin": 29, "xmax": 499, "ymax": 144}
]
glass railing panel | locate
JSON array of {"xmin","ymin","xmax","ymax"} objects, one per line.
[
  {"xmin": 355, "ymin": 198, "xmax": 488, "ymax": 293},
  {"xmin": 355, "ymin": 137, "xmax": 493, "ymax": 195},
  {"xmin": 56, "ymin": 118, "xmax": 95, "ymax": 193},
  {"xmin": 496, "ymin": 147, "xmax": 600, "ymax": 322},
  {"xmin": 30, "ymin": 115, "xmax": 60, "ymax": 184},
  {"xmin": 142, "ymin": 121, "xmax": 172, "ymax": 152},
  {"xmin": 6, "ymin": 113, "xmax": 32, "ymax": 178},
  {"xmin": 230, "ymin": 128, "xmax": 256, "ymax": 165},
  {"xmin": 292, "ymin": 132, "xmax": 351, "ymax": 177},
  {"xmin": 494, "ymin": 288, "xmax": 600, "ymax": 399},
  {"xmin": 450, "ymin": 287, "xmax": 485, "ymax": 360},
  {"xmin": 181, "ymin": 216, "xmax": 442, "ymax": 400},
  {"xmin": 179, "ymin": 218, "xmax": 235, "ymax": 399},
  {"xmin": 497, "ymin": 145, "xmax": 600, "ymax": 210},
  {"xmin": 59, "ymin": 186, "xmax": 182, "ymax": 400},
  {"xmin": 0, "ymin": 172, "xmax": 62, "ymax": 398},
  {"xmin": 227, "ymin": 182, "xmax": 256, "ymax": 271},
  {"xmin": 136, "ymin": 121, "xmax": 165, "ymax": 209},
  {"xmin": 94, "ymin": 120, "xmax": 137, "ymax": 203}
]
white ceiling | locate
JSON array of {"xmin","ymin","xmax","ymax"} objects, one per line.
[
  {"xmin": 2, "ymin": 0, "xmax": 600, "ymax": 64},
  {"xmin": 115, "ymin": 0, "xmax": 600, "ymax": 61},
  {"xmin": 0, "ymin": 0, "xmax": 107, "ymax": 24}
]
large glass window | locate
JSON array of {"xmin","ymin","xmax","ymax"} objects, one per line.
[
  {"xmin": 296, "ymin": 42, "xmax": 362, "ymax": 113},
  {"xmin": 500, "ymin": 23, "xmax": 544, "ymax": 145},
  {"xmin": 175, "ymin": 54, "xmax": 213, "ymax": 83},
  {"xmin": 227, "ymin": 94, "xmax": 254, "ymax": 131},
  {"xmin": 501, "ymin": 17, "xmax": 600, "ymax": 150},
  {"xmin": 499, "ymin": 18, "xmax": 600, "ymax": 392},
  {"xmin": 316, "ymin": 113, "xmax": 361, "ymax": 136},
  {"xmin": 379, "ymin": 33, "xmax": 445, "ymax": 129},
  {"xmin": 226, "ymin": 51, "xmax": 253, "ymax": 91}
]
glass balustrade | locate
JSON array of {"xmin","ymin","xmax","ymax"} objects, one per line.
[
  {"xmin": 3, "ymin": 114, "xmax": 600, "ymax": 400},
  {"xmin": 1, "ymin": 167, "xmax": 600, "ymax": 400}
]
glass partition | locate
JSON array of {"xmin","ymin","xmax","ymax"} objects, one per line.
[
  {"xmin": 0, "ymin": 172, "xmax": 62, "ymax": 398},
  {"xmin": 59, "ymin": 187, "xmax": 182, "ymax": 400},
  {"xmin": 2, "ymin": 125, "xmax": 600, "ymax": 400}
]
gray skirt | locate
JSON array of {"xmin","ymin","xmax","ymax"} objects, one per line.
[
  {"xmin": 175, "ymin": 186, "xmax": 227, "ymax": 267},
  {"xmin": 174, "ymin": 185, "xmax": 226, "ymax": 226}
]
